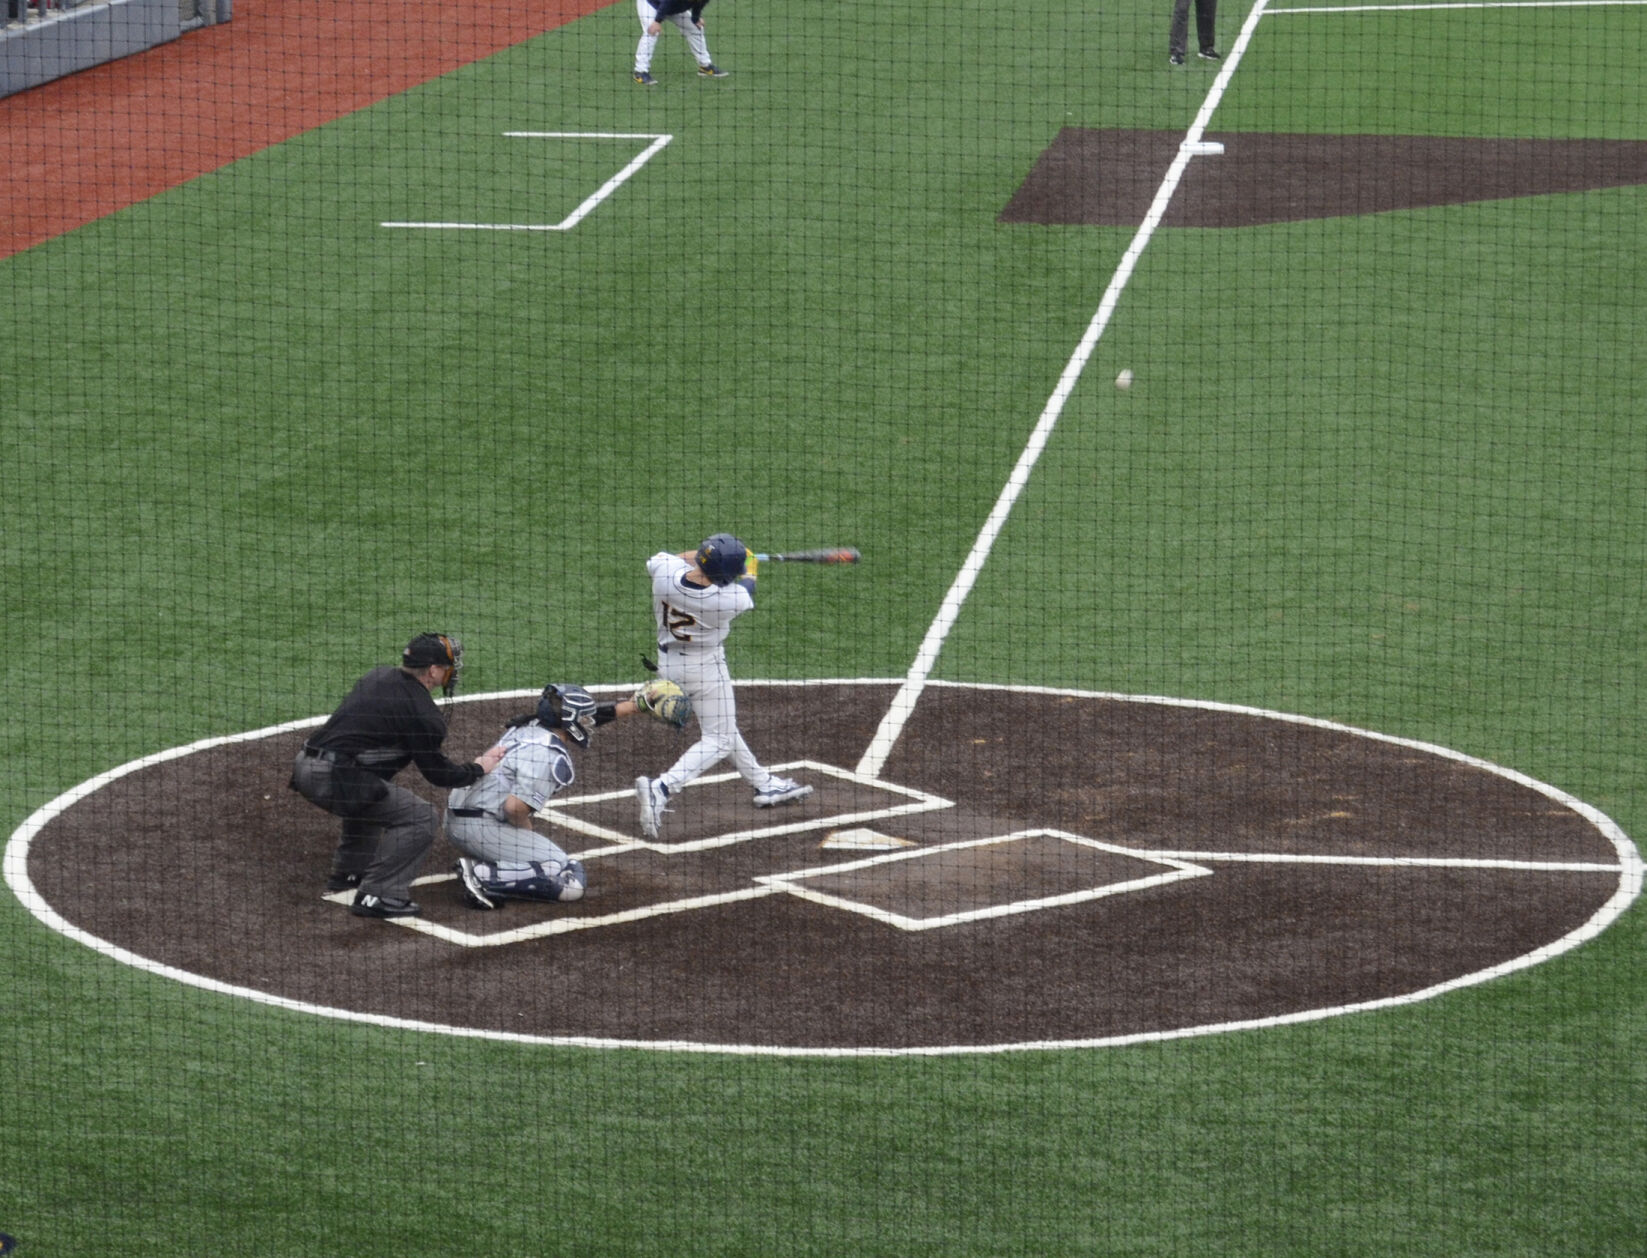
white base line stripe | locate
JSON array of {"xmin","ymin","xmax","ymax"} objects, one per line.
[
  {"xmin": 383, "ymin": 133, "xmax": 671, "ymax": 232},
  {"xmin": 1272, "ymin": 0, "xmax": 1647, "ymax": 11},
  {"xmin": 854, "ymin": 2, "xmax": 1273, "ymax": 780},
  {"xmin": 1129, "ymin": 852, "xmax": 1622, "ymax": 871}
]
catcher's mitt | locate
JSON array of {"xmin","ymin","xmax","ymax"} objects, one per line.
[{"xmin": 633, "ymin": 678, "xmax": 692, "ymax": 728}]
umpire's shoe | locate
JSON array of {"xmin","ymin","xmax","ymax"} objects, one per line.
[
  {"xmin": 454, "ymin": 859, "xmax": 501, "ymax": 911},
  {"xmin": 325, "ymin": 871, "xmax": 361, "ymax": 894},
  {"xmin": 350, "ymin": 890, "xmax": 421, "ymax": 919}
]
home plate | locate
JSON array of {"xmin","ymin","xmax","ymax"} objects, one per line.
[{"xmin": 821, "ymin": 828, "xmax": 919, "ymax": 851}]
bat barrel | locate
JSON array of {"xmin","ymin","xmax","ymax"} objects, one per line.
[{"xmin": 753, "ymin": 548, "xmax": 860, "ymax": 564}]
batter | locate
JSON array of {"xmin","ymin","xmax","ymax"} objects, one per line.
[{"xmin": 634, "ymin": 534, "xmax": 811, "ymax": 838}]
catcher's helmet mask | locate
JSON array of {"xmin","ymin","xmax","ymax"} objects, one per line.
[
  {"xmin": 538, "ymin": 684, "xmax": 598, "ymax": 747},
  {"xmin": 696, "ymin": 533, "xmax": 748, "ymax": 586}
]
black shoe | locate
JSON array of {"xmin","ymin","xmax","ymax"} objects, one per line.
[
  {"xmin": 325, "ymin": 871, "xmax": 362, "ymax": 893},
  {"xmin": 1169, "ymin": 51, "xmax": 1185, "ymax": 65},
  {"xmin": 1198, "ymin": 48, "xmax": 1221, "ymax": 60},
  {"xmin": 350, "ymin": 891, "xmax": 421, "ymax": 919}
]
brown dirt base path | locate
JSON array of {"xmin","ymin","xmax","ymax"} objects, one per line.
[
  {"xmin": 0, "ymin": 0, "xmax": 610, "ymax": 260},
  {"xmin": 20, "ymin": 684, "xmax": 1629, "ymax": 1052}
]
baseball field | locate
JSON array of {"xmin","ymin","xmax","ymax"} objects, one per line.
[{"xmin": 2, "ymin": 0, "xmax": 1644, "ymax": 1253}]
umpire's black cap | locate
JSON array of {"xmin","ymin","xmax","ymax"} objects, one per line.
[{"xmin": 402, "ymin": 633, "xmax": 458, "ymax": 669}]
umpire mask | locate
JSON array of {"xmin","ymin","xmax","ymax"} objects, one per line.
[{"xmin": 403, "ymin": 633, "xmax": 464, "ymax": 698}]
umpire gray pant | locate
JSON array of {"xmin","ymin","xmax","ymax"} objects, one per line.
[{"xmin": 290, "ymin": 754, "xmax": 438, "ymax": 901}]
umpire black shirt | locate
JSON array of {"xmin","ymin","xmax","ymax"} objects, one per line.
[{"xmin": 308, "ymin": 667, "xmax": 485, "ymax": 787}]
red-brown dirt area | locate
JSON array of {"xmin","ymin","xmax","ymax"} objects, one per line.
[{"xmin": 0, "ymin": 0, "xmax": 609, "ymax": 258}]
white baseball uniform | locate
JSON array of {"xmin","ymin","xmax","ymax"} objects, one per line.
[
  {"xmin": 648, "ymin": 550, "xmax": 784, "ymax": 794},
  {"xmin": 634, "ymin": 0, "xmax": 713, "ymax": 75},
  {"xmin": 446, "ymin": 720, "xmax": 585, "ymax": 901}
]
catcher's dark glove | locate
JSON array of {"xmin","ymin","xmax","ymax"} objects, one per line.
[{"xmin": 634, "ymin": 678, "xmax": 692, "ymax": 728}]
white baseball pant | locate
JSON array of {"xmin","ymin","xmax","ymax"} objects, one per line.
[
  {"xmin": 656, "ymin": 645, "xmax": 778, "ymax": 793},
  {"xmin": 634, "ymin": 0, "xmax": 712, "ymax": 73}
]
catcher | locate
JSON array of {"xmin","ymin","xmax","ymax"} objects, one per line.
[{"xmin": 447, "ymin": 679, "xmax": 689, "ymax": 910}]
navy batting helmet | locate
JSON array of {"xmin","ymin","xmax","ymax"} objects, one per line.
[
  {"xmin": 695, "ymin": 533, "xmax": 748, "ymax": 586},
  {"xmin": 537, "ymin": 684, "xmax": 598, "ymax": 747}
]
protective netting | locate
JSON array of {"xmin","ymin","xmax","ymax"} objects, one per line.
[{"xmin": 2, "ymin": 1, "xmax": 1643, "ymax": 1253}]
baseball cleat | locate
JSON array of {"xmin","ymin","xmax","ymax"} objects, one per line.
[
  {"xmin": 1198, "ymin": 48, "xmax": 1222, "ymax": 60},
  {"xmin": 1169, "ymin": 52, "xmax": 1185, "ymax": 65},
  {"xmin": 754, "ymin": 778, "xmax": 813, "ymax": 808},
  {"xmin": 633, "ymin": 70, "xmax": 657, "ymax": 86},
  {"xmin": 635, "ymin": 776, "xmax": 670, "ymax": 838},
  {"xmin": 697, "ymin": 62, "xmax": 729, "ymax": 77},
  {"xmin": 350, "ymin": 891, "xmax": 421, "ymax": 919},
  {"xmin": 454, "ymin": 859, "xmax": 500, "ymax": 911}
]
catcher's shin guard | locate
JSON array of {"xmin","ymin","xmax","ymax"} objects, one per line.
[{"xmin": 486, "ymin": 859, "xmax": 586, "ymax": 903}]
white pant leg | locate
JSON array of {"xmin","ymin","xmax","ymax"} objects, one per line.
[
  {"xmin": 447, "ymin": 813, "xmax": 571, "ymax": 868},
  {"xmin": 634, "ymin": 0, "xmax": 661, "ymax": 71},
  {"xmin": 659, "ymin": 648, "xmax": 768, "ymax": 791},
  {"xmin": 670, "ymin": 11, "xmax": 712, "ymax": 66}
]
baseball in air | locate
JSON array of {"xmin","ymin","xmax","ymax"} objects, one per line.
[{"xmin": 1115, "ymin": 369, "xmax": 1134, "ymax": 390}]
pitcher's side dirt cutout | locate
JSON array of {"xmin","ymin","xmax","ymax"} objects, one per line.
[
  {"xmin": 999, "ymin": 130, "xmax": 1647, "ymax": 227},
  {"xmin": 8, "ymin": 683, "xmax": 1639, "ymax": 1055}
]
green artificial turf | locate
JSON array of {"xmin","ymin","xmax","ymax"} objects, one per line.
[{"xmin": 2, "ymin": 0, "xmax": 1643, "ymax": 1252}]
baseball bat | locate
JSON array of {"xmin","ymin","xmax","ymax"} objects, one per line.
[{"xmin": 753, "ymin": 547, "xmax": 861, "ymax": 565}]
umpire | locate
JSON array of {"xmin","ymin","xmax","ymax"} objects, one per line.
[{"xmin": 290, "ymin": 633, "xmax": 505, "ymax": 919}]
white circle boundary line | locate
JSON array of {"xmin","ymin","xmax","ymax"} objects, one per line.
[{"xmin": 5, "ymin": 681, "xmax": 1641, "ymax": 1058}]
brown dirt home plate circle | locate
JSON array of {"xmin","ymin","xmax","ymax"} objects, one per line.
[{"xmin": 11, "ymin": 683, "xmax": 1638, "ymax": 1055}]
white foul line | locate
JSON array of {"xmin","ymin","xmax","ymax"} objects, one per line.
[
  {"xmin": 1271, "ymin": 0, "xmax": 1646, "ymax": 11},
  {"xmin": 855, "ymin": 3, "xmax": 1274, "ymax": 779},
  {"xmin": 382, "ymin": 133, "xmax": 672, "ymax": 232}
]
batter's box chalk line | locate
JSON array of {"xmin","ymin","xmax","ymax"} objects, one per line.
[
  {"xmin": 755, "ymin": 830, "xmax": 1213, "ymax": 932},
  {"xmin": 323, "ymin": 762, "xmax": 956, "ymax": 947},
  {"xmin": 536, "ymin": 759, "xmax": 952, "ymax": 854}
]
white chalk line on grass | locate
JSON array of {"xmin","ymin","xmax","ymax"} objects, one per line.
[
  {"xmin": 855, "ymin": 0, "xmax": 1647, "ymax": 780},
  {"xmin": 1273, "ymin": 0, "xmax": 1646, "ymax": 12},
  {"xmin": 382, "ymin": 132, "xmax": 672, "ymax": 232},
  {"xmin": 855, "ymin": 2, "xmax": 1275, "ymax": 780}
]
